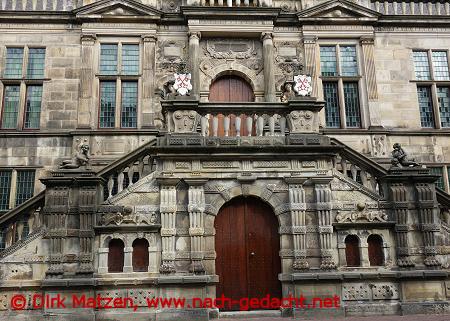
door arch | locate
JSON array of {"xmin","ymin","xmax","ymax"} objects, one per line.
[
  {"xmin": 209, "ymin": 75, "xmax": 255, "ymax": 137},
  {"xmin": 214, "ymin": 196, "xmax": 281, "ymax": 311}
]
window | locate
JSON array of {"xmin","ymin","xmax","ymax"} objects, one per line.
[
  {"xmin": 108, "ymin": 239, "xmax": 124, "ymax": 273},
  {"xmin": 132, "ymin": 238, "xmax": 149, "ymax": 272},
  {"xmin": 320, "ymin": 45, "xmax": 361, "ymax": 128},
  {"xmin": 0, "ymin": 169, "xmax": 35, "ymax": 211},
  {"xmin": 345, "ymin": 235, "xmax": 360, "ymax": 267},
  {"xmin": 413, "ymin": 50, "xmax": 450, "ymax": 128},
  {"xmin": 98, "ymin": 43, "xmax": 140, "ymax": 128},
  {"xmin": 1, "ymin": 47, "xmax": 45, "ymax": 130},
  {"xmin": 367, "ymin": 234, "xmax": 384, "ymax": 266}
]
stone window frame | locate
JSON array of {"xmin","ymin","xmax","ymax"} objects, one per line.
[
  {"xmin": 0, "ymin": 168, "xmax": 36, "ymax": 212},
  {"xmin": 0, "ymin": 45, "xmax": 47, "ymax": 130},
  {"xmin": 95, "ymin": 38, "xmax": 142, "ymax": 130},
  {"xmin": 317, "ymin": 40, "xmax": 368, "ymax": 130},
  {"xmin": 411, "ymin": 48, "xmax": 450, "ymax": 129}
]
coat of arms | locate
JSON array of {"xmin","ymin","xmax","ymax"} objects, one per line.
[
  {"xmin": 293, "ymin": 75, "xmax": 312, "ymax": 96},
  {"xmin": 173, "ymin": 73, "xmax": 192, "ymax": 96}
]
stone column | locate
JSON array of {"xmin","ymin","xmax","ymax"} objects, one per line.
[
  {"xmin": 124, "ymin": 246, "xmax": 133, "ymax": 272},
  {"xmin": 415, "ymin": 183, "xmax": 441, "ymax": 267},
  {"xmin": 78, "ymin": 34, "xmax": 96, "ymax": 129},
  {"xmin": 390, "ymin": 183, "xmax": 415, "ymax": 267},
  {"xmin": 313, "ymin": 178, "xmax": 336, "ymax": 270},
  {"xmin": 303, "ymin": 36, "xmax": 319, "ymax": 98},
  {"xmin": 287, "ymin": 179, "xmax": 308, "ymax": 270},
  {"xmin": 98, "ymin": 248, "xmax": 109, "ymax": 274},
  {"xmin": 188, "ymin": 32, "xmax": 201, "ymax": 98},
  {"xmin": 262, "ymin": 32, "xmax": 276, "ymax": 102},
  {"xmin": 360, "ymin": 36, "xmax": 382, "ymax": 127},
  {"xmin": 159, "ymin": 184, "xmax": 177, "ymax": 274},
  {"xmin": 187, "ymin": 181, "xmax": 207, "ymax": 274},
  {"xmin": 142, "ymin": 35, "xmax": 157, "ymax": 128}
]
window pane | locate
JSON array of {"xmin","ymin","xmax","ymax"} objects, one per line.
[
  {"xmin": 122, "ymin": 44, "xmax": 139, "ymax": 75},
  {"xmin": 340, "ymin": 46, "xmax": 358, "ymax": 76},
  {"xmin": 4, "ymin": 48, "xmax": 24, "ymax": 78},
  {"xmin": 344, "ymin": 82, "xmax": 361, "ymax": 128},
  {"xmin": 100, "ymin": 44, "xmax": 118, "ymax": 75},
  {"xmin": 417, "ymin": 86, "xmax": 435, "ymax": 128},
  {"xmin": 15, "ymin": 170, "xmax": 35, "ymax": 206},
  {"xmin": 121, "ymin": 81, "xmax": 138, "ymax": 128},
  {"xmin": 430, "ymin": 167, "xmax": 444, "ymax": 190},
  {"xmin": 24, "ymin": 86, "xmax": 43, "ymax": 129},
  {"xmin": 413, "ymin": 51, "xmax": 431, "ymax": 80},
  {"xmin": 432, "ymin": 51, "xmax": 450, "ymax": 80},
  {"xmin": 323, "ymin": 82, "xmax": 340, "ymax": 128},
  {"xmin": 437, "ymin": 86, "xmax": 450, "ymax": 128},
  {"xmin": 27, "ymin": 48, "xmax": 45, "ymax": 79},
  {"xmin": 0, "ymin": 171, "xmax": 12, "ymax": 211},
  {"xmin": 320, "ymin": 46, "xmax": 337, "ymax": 76},
  {"xmin": 99, "ymin": 81, "xmax": 116, "ymax": 128},
  {"xmin": 2, "ymin": 85, "xmax": 20, "ymax": 129}
]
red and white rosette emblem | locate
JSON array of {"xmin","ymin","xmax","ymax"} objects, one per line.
[
  {"xmin": 173, "ymin": 73, "xmax": 192, "ymax": 96},
  {"xmin": 293, "ymin": 75, "xmax": 312, "ymax": 96}
]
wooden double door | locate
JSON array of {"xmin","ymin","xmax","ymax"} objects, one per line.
[{"xmin": 214, "ymin": 196, "xmax": 281, "ymax": 310}]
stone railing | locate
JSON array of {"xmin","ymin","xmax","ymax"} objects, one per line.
[
  {"xmin": 162, "ymin": 98, "xmax": 324, "ymax": 138},
  {"xmin": 97, "ymin": 139, "xmax": 158, "ymax": 200},
  {"xmin": 369, "ymin": 0, "xmax": 450, "ymax": 15}
]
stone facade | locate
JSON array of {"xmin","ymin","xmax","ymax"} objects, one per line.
[{"xmin": 0, "ymin": 0, "xmax": 450, "ymax": 320}]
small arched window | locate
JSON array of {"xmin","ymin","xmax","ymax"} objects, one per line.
[
  {"xmin": 345, "ymin": 235, "xmax": 361, "ymax": 267},
  {"xmin": 108, "ymin": 239, "xmax": 124, "ymax": 273},
  {"xmin": 368, "ymin": 234, "xmax": 384, "ymax": 266},
  {"xmin": 132, "ymin": 238, "xmax": 149, "ymax": 272}
]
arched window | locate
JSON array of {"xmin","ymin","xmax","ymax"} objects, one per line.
[
  {"xmin": 345, "ymin": 235, "xmax": 361, "ymax": 267},
  {"xmin": 132, "ymin": 238, "xmax": 149, "ymax": 272},
  {"xmin": 108, "ymin": 239, "xmax": 124, "ymax": 273},
  {"xmin": 368, "ymin": 234, "xmax": 384, "ymax": 266}
]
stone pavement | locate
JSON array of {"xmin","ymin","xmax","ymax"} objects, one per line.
[{"xmin": 218, "ymin": 314, "xmax": 450, "ymax": 321}]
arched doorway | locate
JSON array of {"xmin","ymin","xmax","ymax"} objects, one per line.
[
  {"xmin": 214, "ymin": 196, "xmax": 281, "ymax": 311},
  {"xmin": 209, "ymin": 75, "xmax": 255, "ymax": 137},
  {"xmin": 368, "ymin": 234, "xmax": 384, "ymax": 266}
]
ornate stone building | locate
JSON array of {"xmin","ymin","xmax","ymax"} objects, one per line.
[{"xmin": 0, "ymin": 0, "xmax": 449, "ymax": 320}]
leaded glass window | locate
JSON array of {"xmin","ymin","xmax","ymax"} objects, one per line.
[
  {"xmin": 2, "ymin": 85, "xmax": 20, "ymax": 129},
  {"xmin": 320, "ymin": 46, "xmax": 337, "ymax": 76},
  {"xmin": 4, "ymin": 48, "xmax": 24, "ymax": 78},
  {"xmin": 0, "ymin": 171, "xmax": 12, "ymax": 211},
  {"xmin": 340, "ymin": 46, "xmax": 358, "ymax": 76},
  {"xmin": 100, "ymin": 44, "xmax": 118, "ymax": 75},
  {"xmin": 99, "ymin": 82, "xmax": 116, "ymax": 128},
  {"xmin": 15, "ymin": 171, "xmax": 35, "ymax": 206},
  {"xmin": 27, "ymin": 48, "xmax": 46, "ymax": 79},
  {"xmin": 417, "ymin": 86, "xmax": 435, "ymax": 128},
  {"xmin": 413, "ymin": 51, "xmax": 431, "ymax": 80},
  {"xmin": 432, "ymin": 51, "xmax": 450, "ymax": 80},
  {"xmin": 430, "ymin": 167, "xmax": 444, "ymax": 190},
  {"xmin": 24, "ymin": 86, "xmax": 42, "ymax": 129},
  {"xmin": 344, "ymin": 82, "xmax": 361, "ymax": 128},
  {"xmin": 121, "ymin": 82, "xmax": 138, "ymax": 128},
  {"xmin": 121, "ymin": 44, "xmax": 139, "ymax": 75},
  {"xmin": 437, "ymin": 86, "xmax": 450, "ymax": 127},
  {"xmin": 323, "ymin": 82, "xmax": 340, "ymax": 128}
]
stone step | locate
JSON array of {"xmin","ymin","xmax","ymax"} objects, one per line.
[{"xmin": 219, "ymin": 310, "xmax": 282, "ymax": 319}]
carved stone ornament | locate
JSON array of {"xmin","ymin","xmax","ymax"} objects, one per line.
[
  {"xmin": 391, "ymin": 143, "xmax": 420, "ymax": 168},
  {"xmin": 293, "ymin": 75, "xmax": 312, "ymax": 97},
  {"xmin": 335, "ymin": 203, "xmax": 388, "ymax": 223},
  {"xmin": 172, "ymin": 110, "xmax": 198, "ymax": 133},
  {"xmin": 173, "ymin": 73, "xmax": 192, "ymax": 96},
  {"xmin": 59, "ymin": 139, "xmax": 90, "ymax": 169}
]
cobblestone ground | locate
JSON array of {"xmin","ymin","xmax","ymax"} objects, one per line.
[{"xmin": 219, "ymin": 314, "xmax": 450, "ymax": 321}]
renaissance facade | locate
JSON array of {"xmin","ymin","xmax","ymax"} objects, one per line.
[{"xmin": 0, "ymin": 0, "xmax": 449, "ymax": 320}]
